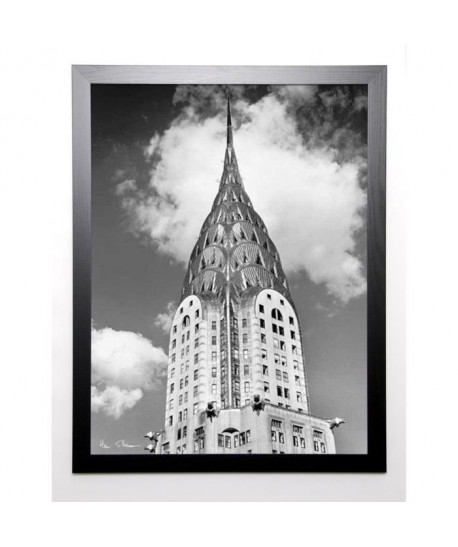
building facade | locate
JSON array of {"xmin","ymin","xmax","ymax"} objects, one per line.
[{"xmin": 159, "ymin": 99, "xmax": 338, "ymax": 455}]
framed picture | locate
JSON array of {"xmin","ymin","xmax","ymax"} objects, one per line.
[{"xmin": 73, "ymin": 65, "xmax": 386, "ymax": 473}]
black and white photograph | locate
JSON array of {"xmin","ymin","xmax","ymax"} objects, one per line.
[{"xmin": 88, "ymin": 82, "xmax": 373, "ymax": 460}]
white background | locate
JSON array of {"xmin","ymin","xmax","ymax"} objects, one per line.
[{"xmin": 1, "ymin": 0, "xmax": 457, "ymax": 541}]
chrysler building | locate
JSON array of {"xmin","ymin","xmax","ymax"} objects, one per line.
[{"xmin": 159, "ymin": 98, "xmax": 341, "ymax": 454}]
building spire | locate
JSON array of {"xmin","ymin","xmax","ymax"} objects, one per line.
[{"xmin": 226, "ymin": 93, "xmax": 233, "ymax": 146}]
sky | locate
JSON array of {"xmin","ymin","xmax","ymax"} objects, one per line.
[{"xmin": 90, "ymin": 84, "xmax": 368, "ymax": 454}]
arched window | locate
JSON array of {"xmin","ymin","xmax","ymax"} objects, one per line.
[
  {"xmin": 182, "ymin": 315, "xmax": 191, "ymax": 328},
  {"xmin": 271, "ymin": 308, "xmax": 283, "ymax": 321}
]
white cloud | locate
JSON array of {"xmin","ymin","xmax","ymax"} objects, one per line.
[
  {"xmin": 154, "ymin": 301, "xmax": 177, "ymax": 334},
  {"xmin": 117, "ymin": 87, "xmax": 367, "ymax": 302},
  {"xmin": 91, "ymin": 325, "xmax": 168, "ymax": 419},
  {"xmin": 115, "ymin": 178, "xmax": 137, "ymax": 196},
  {"xmin": 91, "ymin": 385, "xmax": 143, "ymax": 420}
]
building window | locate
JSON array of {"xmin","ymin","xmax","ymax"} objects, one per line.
[
  {"xmin": 262, "ymin": 349, "xmax": 267, "ymax": 359},
  {"xmin": 292, "ymin": 345, "xmax": 297, "ymax": 354},
  {"xmin": 212, "ymin": 321, "xmax": 217, "ymax": 330},
  {"xmin": 184, "ymin": 392, "xmax": 188, "ymax": 403},
  {"xmin": 271, "ymin": 420, "xmax": 283, "ymax": 444},
  {"xmin": 260, "ymin": 318, "xmax": 265, "ymax": 329},
  {"xmin": 194, "ymin": 338, "xmax": 199, "ymax": 349},
  {"xmin": 185, "ymin": 376, "xmax": 189, "ymax": 386},
  {"xmin": 225, "ymin": 436, "xmax": 231, "ymax": 448},
  {"xmin": 162, "ymin": 442, "xmax": 170, "ymax": 454},
  {"xmin": 169, "ymin": 399, "xmax": 174, "ymax": 410},
  {"xmin": 218, "ymin": 434, "xmax": 224, "ymax": 447},
  {"xmin": 274, "ymin": 353, "xmax": 280, "ymax": 365},
  {"xmin": 212, "ymin": 366, "xmax": 217, "ymax": 377},
  {"xmin": 273, "ymin": 339, "xmax": 279, "ymax": 348},
  {"xmin": 272, "ymin": 323, "xmax": 278, "ymax": 334},
  {"xmin": 193, "ymin": 386, "xmax": 198, "ymax": 397},
  {"xmin": 264, "ymin": 381, "xmax": 270, "ymax": 393},
  {"xmin": 212, "ymin": 384, "xmax": 217, "ymax": 395},
  {"xmin": 280, "ymin": 299, "xmax": 284, "ymax": 306},
  {"xmin": 170, "ymin": 383, "xmax": 174, "ymax": 393},
  {"xmin": 212, "ymin": 336, "xmax": 217, "ymax": 345},
  {"xmin": 195, "ymin": 310, "xmax": 199, "ymax": 319},
  {"xmin": 284, "ymin": 388, "xmax": 290, "ymax": 399},
  {"xmin": 189, "ymin": 300, "xmax": 193, "ymax": 306},
  {"xmin": 282, "ymin": 371, "xmax": 288, "ymax": 382},
  {"xmin": 180, "ymin": 307, "xmax": 183, "ymax": 314},
  {"xmin": 195, "ymin": 323, "xmax": 199, "ymax": 333},
  {"xmin": 194, "ymin": 369, "xmax": 198, "ymax": 380},
  {"xmin": 313, "ymin": 430, "xmax": 325, "ymax": 453},
  {"xmin": 181, "ymin": 334, "xmax": 185, "ymax": 344},
  {"xmin": 177, "ymin": 428, "xmax": 181, "ymax": 440},
  {"xmin": 276, "ymin": 369, "xmax": 282, "ymax": 380},
  {"xmin": 243, "ymin": 333, "xmax": 248, "ymax": 344},
  {"xmin": 168, "ymin": 416, "xmax": 173, "ymax": 426},
  {"xmin": 186, "ymin": 331, "xmax": 190, "ymax": 341},
  {"xmin": 280, "ymin": 341, "xmax": 286, "ymax": 351},
  {"xmin": 186, "ymin": 346, "xmax": 190, "ymax": 355},
  {"xmin": 293, "ymin": 435, "xmax": 298, "ymax": 447},
  {"xmin": 244, "ymin": 381, "xmax": 250, "ymax": 393},
  {"xmin": 243, "ymin": 349, "xmax": 248, "ymax": 360},
  {"xmin": 246, "ymin": 430, "xmax": 251, "ymax": 442},
  {"xmin": 242, "ymin": 318, "xmax": 247, "ymax": 328},
  {"xmin": 182, "ymin": 315, "xmax": 190, "ymax": 327},
  {"xmin": 171, "ymin": 354, "xmax": 176, "ymax": 364},
  {"xmin": 279, "ymin": 326, "xmax": 284, "ymax": 336},
  {"xmin": 296, "ymin": 392, "xmax": 302, "ymax": 402},
  {"xmin": 185, "ymin": 360, "xmax": 189, "ymax": 370},
  {"xmin": 259, "ymin": 304, "xmax": 264, "ymax": 313},
  {"xmin": 194, "ymin": 354, "xmax": 199, "ymax": 364},
  {"xmin": 171, "ymin": 368, "xmax": 175, "ymax": 378},
  {"xmin": 277, "ymin": 386, "xmax": 282, "ymax": 397},
  {"xmin": 183, "ymin": 408, "xmax": 188, "ymax": 419},
  {"xmin": 193, "ymin": 403, "xmax": 198, "ymax": 415},
  {"xmin": 263, "ymin": 365, "xmax": 268, "ymax": 375},
  {"xmin": 289, "ymin": 316, "xmax": 294, "ymax": 325},
  {"xmin": 173, "ymin": 325, "xmax": 177, "ymax": 334},
  {"xmin": 179, "ymin": 395, "xmax": 183, "ymax": 405},
  {"xmin": 267, "ymin": 294, "xmax": 271, "ymax": 300},
  {"xmin": 234, "ymin": 435, "xmax": 239, "ymax": 448},
  {"xmin": 271, "ymin": 309, "xmax": 283, "ymax": 321},
  {"xmin": 300, "ymin": 438, "xmax": 306, "ymax": 449},
  {"xmin": 295, "ymin": 375, "xmax": 300, "ymax": 385},
  {"xmin": 261, "ymin": 333, "xmax": 266, "ymax": 344},
  {"xmin": 244, "ymin": 364, "xmax": 249, "ymax": 375},
  {"xmin": 172, "ymin": 339, "xmax": 176, "ymax": 349},
  {"xmin": 281, "ymin": 357, "xmax": 286, "ymax": 367}
]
